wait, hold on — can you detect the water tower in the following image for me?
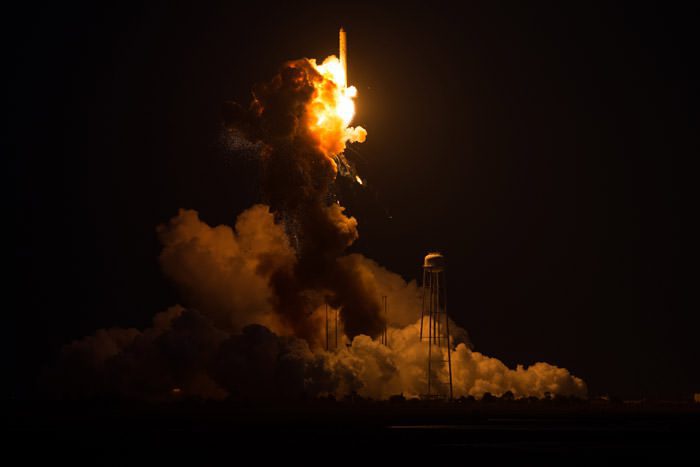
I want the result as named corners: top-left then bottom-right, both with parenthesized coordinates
top-left (420, 252), bottom-right (453, 399)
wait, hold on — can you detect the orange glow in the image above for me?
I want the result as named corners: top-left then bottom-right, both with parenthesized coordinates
top-left (307, 55), bottom-right (366, 169)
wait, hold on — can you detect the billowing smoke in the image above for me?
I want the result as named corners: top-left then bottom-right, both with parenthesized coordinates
top-left (49, 206), bottom-right (586, 400)
top-left (47, 54), bottom-right (587, 401)
top-left (221, 57), bottom-right (379, 343)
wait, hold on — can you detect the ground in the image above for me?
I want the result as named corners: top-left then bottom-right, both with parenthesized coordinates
top-left (10, 398), bottom-right (699, 461)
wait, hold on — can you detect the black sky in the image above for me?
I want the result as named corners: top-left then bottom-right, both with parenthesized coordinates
top-left (10, 1), bottom-right (694, 399)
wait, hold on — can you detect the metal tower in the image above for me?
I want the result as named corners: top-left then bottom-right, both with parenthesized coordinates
top-left (380, 295), bottom-right (388, 346)
top-left (420, 252), bottom-right (453, 399)
top-left (325, 303), bottom-right (339, 351)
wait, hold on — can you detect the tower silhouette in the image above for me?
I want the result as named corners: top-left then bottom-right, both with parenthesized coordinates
top-left (420, 252), bottom-right (453, 399)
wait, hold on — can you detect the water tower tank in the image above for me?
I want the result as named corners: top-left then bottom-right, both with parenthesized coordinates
top-left (423, 252), bottom-right (445, 272)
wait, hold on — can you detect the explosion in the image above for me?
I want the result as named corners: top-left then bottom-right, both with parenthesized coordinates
top-left (218, 28), bottom-right (384, 345)
top-left (307, 55), bottom-right (366, 163)
top-left (47, 29), bottom-right (587, 402)
top-left (306, 27), bottom-right (366, 165)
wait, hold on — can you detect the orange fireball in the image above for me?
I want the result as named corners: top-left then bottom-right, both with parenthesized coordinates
top-left (305, 30), bottom-right (366, 170)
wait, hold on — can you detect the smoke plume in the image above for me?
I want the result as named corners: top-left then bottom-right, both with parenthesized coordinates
top-left (49, 206), bottom-right (586, 400)
top-left (221, 57), bottom-right (379, 343)
top-left (47, 54), bottom-right (587, 401)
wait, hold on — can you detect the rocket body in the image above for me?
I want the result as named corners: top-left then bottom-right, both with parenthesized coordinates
top-left (339, 27), bottom-right (347, 89)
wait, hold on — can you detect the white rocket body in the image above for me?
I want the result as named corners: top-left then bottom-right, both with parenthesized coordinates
top-left (339, 27), bottom-right (347, 89)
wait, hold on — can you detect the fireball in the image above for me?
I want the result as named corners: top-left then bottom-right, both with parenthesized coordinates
top-left (305, 37), bottom-right (366, 169)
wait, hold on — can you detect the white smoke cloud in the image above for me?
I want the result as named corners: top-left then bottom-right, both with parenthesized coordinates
top-left (319, 321), bottom-right (586, 400)
top-left (49, 205), bottom-right (586, 400)
top-left (157, 206), bottom-right (295, 335)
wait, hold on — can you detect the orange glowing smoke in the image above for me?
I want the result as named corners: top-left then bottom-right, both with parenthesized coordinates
top-left (306, 44), bottom-right (366, 169)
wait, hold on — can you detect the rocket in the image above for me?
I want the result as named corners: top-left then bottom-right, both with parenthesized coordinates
top-left (339, 27), bottom-right (347, 89)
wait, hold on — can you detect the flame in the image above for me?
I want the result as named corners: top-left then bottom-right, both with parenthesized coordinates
top-left (307, 55), bottom-right (366, 169)
top-left (355, 175), bottom-right (363, 185)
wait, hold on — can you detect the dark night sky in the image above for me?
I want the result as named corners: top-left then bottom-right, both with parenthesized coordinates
top-left (10, 2), bottom-right (694, 399)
